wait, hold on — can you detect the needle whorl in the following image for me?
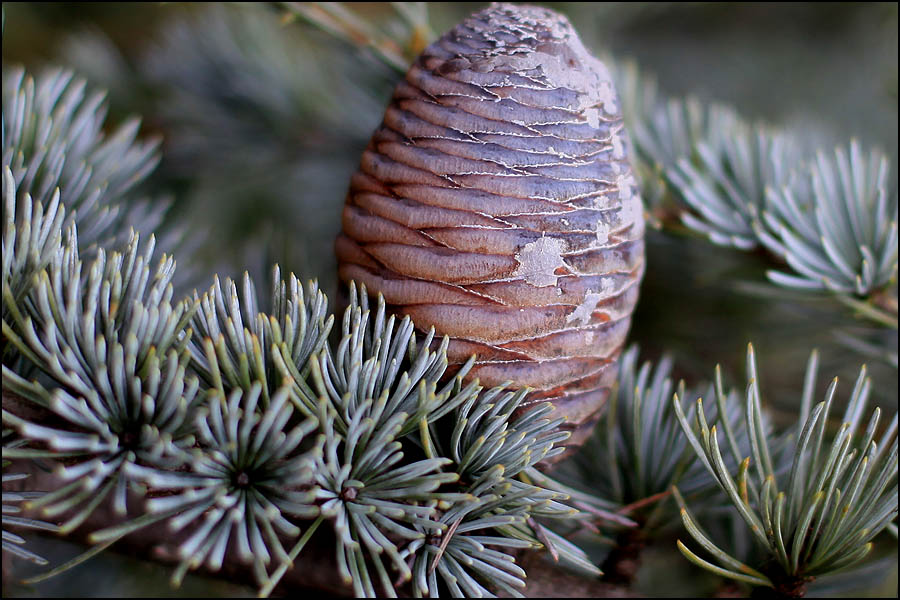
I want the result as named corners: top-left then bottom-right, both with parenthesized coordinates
top-left (336, 2), bottom-right (645, 454)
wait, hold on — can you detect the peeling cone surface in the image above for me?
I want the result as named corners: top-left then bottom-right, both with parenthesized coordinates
top-left (337, 2), bottom-right (645, 458)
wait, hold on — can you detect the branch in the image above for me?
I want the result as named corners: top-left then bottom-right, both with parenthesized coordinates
top-left (2, 453), bottom-right (353, 597)
top-left (3, 391), bottom-right (633, 598)
top-left (516, 552), bottom-right (635, 598)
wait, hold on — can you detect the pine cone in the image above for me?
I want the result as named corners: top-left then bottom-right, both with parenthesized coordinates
top-left (336, 2), bottom-right (644, 457)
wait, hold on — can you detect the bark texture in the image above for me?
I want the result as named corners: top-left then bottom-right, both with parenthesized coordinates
top-left (337, 2), bottom-right (645, 453)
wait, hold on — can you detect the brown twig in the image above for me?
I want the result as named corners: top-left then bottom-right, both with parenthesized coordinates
top-left (428, 515), bottom-right (462, 575)
top-left (574, 501), bottom-right (639, 528)
top-left (616, 489), bottom-right (672, 516)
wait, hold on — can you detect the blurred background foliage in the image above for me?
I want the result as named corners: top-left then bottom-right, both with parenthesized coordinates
top-left (2, 2), bottom-right (897, 597)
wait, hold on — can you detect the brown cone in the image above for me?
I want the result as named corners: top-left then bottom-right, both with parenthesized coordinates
top-left (336, 2), bottom-right (644, 459)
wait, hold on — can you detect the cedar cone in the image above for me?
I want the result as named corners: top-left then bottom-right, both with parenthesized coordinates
top-left (336, 2), bottom-right (645, 456)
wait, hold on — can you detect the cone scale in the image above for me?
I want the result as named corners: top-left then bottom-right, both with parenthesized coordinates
top-left (337, 3), bottom-right (645, 453)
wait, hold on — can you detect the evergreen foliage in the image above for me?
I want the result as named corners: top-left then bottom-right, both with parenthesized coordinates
top-left (117, 384), bottom-right (321, 588)
top-left (1, 3), bottom-right (897, 599)
top-left (761, 143), bottom-right (898, 296)
top-left (58, 3), bottom-right (393, 284)
top-left (2, 433), bottom-right (60, 566)
top-left (615, 60), bottom-right (898, 337)
top-left (558, 347), bottom-right (752, 532)
top-left (2, 228), bottom-right (198, 533)
top-left (2, 167), bottom-right (64, 343)
top-left (1, 67), bottom-right (165, 253)
top-left (674, 346), bottom-right (898, 592)
top-left (188, 269), bottom-right (332, 405)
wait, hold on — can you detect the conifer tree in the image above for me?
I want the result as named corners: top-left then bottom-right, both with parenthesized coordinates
top-left (2, 3), bottom-right (897, 598)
